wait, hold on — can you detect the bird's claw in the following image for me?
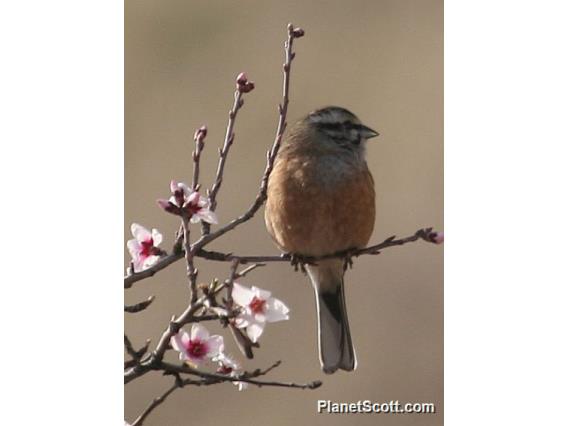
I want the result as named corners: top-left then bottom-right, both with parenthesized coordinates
top-left (285, 253), bottom-right (308, 273)
top-left (343, 249), bottom-right (356, 271)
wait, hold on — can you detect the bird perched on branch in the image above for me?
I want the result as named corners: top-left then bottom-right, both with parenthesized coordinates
top-left (265, 106), bottom-right (378, 373)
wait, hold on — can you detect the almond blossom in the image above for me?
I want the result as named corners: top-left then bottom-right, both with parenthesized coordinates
top-left (214, 353), bottom-right (249, 391)
top-left (157, 180), bottom-right (218, 224)
top-left (126, 223), bottom-right (163, 272)
top-left (232, 283), bottom-right (290, 343)
top-left (170, 324), bottom-right (224, 366)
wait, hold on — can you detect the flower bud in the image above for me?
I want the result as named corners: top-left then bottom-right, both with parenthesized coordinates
top-left (429, 231), bottom-right (444, 244)
top-left (292, 27), bottom-right (305, 38)
top-left (157, 199), bottom-right (180, 215)
top-left (236, 72), bottom-right (255, 93)
top-left (194, 125), bottom-right (207, 141)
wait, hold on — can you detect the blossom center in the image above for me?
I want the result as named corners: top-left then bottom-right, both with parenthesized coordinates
top-left (187, 339), bottom-right (208, 359)
top-left (173, 189), bottom-right (185, 207)
top-left (217, 364), bottom-right (233, 374)
top-left (140, 238), bottom-right (154, 257)
top-left (186, 202), bottom-right (201, 215)
top-left (249, 296), bottom-right (266, 314)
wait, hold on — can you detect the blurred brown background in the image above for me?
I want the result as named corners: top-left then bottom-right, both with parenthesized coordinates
top-left (125, 0), bottom-right (443, 425)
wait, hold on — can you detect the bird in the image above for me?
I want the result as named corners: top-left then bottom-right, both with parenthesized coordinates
top-left (265, 106), bottom-right (378, 374)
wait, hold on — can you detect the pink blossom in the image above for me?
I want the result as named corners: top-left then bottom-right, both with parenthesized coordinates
top-left (157, 180), bottom-right (218, 224)
top-left (232, 283), bottom-right (290, 343)
top-left (170, 324), bottom-right (224, 366)
top-left (214, 353), bottom-right (249, 391)
top-left (126, 223), bottom-right (163, 272)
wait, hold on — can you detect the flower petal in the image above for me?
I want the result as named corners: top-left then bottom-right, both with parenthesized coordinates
top-left (191, 324), bottom-right (210, 341)
top-left (170, 331), bottom-right (189, 360)
top-left (235, 381), bottom-right (248, 391)
top-left (253, 312), bottom-right (267, 323)
top-left (264, 297), bottom-right (290, 323)
top-left (234, 312), bottom-right (253, 328)
top-left (195, 209), bottom-right (218, 225)
top-left (178, 182), bottom-right (192, 197)
top-left (131, 257), bottom-right (145, 273)
top-left (157, 199), bottom-right (180, 215)
top-left (131, 223), bottom-right (151, 242)
top-left (252, 286), bottom-right (272, 300)
top-left (187, 192), bottom-right (200, 205)
top-left (206, 335), bottom-right (224, 358)
top-left (246, 322), bottom-right (265, 343)
top-left (126, 239), bottom-right (141, 259)
top-left (218, 353), bottom-right (239, 370)
top-left (142, 255), bottom-right (160, 270)
top-left (232, 283), bottom-right (254, 307)
top-left (151, 229), bottom-right (163, 247)
top-left (196, 194), bottom-right (209, 208)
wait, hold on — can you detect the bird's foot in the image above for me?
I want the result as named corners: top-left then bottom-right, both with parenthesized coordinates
top-left (283, 253), bottom-right (309, 273)
top-left (343, 249), bottom-right (357, 271)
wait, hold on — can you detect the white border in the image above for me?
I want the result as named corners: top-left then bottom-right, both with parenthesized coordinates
top-left (446, 0), bottom-right (568, 424)
top-left (1, 1), bottom-right (567, 424)
top-left (0, 1), bottom-right (123, 424)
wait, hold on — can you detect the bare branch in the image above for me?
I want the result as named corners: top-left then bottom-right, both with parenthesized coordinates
top-left (203, 74), bottom-right (255, 235)
top-left (123, 227), bottom-right (441, 288)
top-left (206, 90), bottom-right (243, 212)
top-left (155, 360), bottom-right (321, 390)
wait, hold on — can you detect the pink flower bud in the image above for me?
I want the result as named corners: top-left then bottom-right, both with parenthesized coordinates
top-left (157, 199), bottom-right (180, 215)
top-left (236, 72), bottom-right (255, 93)
top-left (430, 231), bottom-right (444, 244)
top-left (236, 72), bottom-right (248, 85)
top-left (241, 81), bottom-right (255, 93)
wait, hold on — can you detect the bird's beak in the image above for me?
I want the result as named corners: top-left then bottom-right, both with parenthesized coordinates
top-left (360, 125), bottom-right (379, 139)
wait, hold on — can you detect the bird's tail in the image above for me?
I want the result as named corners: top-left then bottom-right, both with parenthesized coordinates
top-left (306, 259), bottom-right (356, 374)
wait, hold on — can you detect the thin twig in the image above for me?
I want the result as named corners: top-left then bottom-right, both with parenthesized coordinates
top-left (235, 263), bottom-right (266, 278)
top-left (203, 78), bottom-right (251, 235)
top-left (131, 380), bottom-right (180, 426)
top-left (225, 259), bottom-right (240, 308)
top-left (124, 335), bottom-right (138, 359)
top-left (125, 295), bottom-right (155, 313)
top-left (182, 216), bottom-right (198, 304)
top-left (192, 126), bottom-right (207, 191)
top-left (207, 90), bottom-right (243, 213)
